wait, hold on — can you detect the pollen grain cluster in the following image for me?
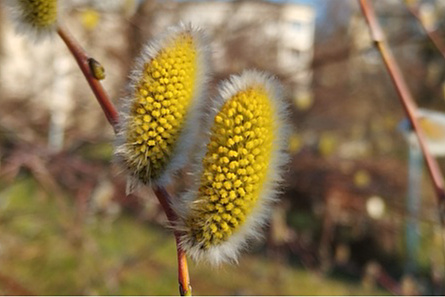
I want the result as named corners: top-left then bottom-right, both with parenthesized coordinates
top-left (124, 33), bottom-right (197, 183)
top-left (186, 86), bottom-right (275, 249)
top-left (19, 0), bottom-right (57, 29)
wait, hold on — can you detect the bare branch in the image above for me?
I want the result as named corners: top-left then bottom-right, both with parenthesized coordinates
top-left (57, 25), bottom-right (119, 131)
top-left (57, 22), bottom-right (190, 295)
top-left (153, 186), bottom-right (192, 296)
top-left (406, 3), bottom-right (445, 61)
top-left (358, 0), bottom-right (445, 224)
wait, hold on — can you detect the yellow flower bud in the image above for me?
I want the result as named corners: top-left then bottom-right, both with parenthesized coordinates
top-left (115, 23), bottom-right (210, 189)
top-left (175, 70), bottom-right (290, 265)
top-left (4, 0), bottom-right (58, 40)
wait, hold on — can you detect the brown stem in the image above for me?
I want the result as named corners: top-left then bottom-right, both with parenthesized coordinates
top-left (358, 0), bottom-right (445, 224)
top-left (57, 25), bottom-right (119, 131)
top-left (153, 186), bottom-right (192, 296)
top-left (57, 23), bottom-right (190, 295)
top-left (406, 3), bottom-right (445, 61)
top-left (0, 272), bottom-right (34, 295)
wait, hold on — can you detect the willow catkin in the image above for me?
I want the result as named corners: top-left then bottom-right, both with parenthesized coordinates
top-left (115, 23), bottom-right (210, 189)
top-left (4, 0), bottom-right (59, 41)
top-left (175, 70), bottom-right (290, 265)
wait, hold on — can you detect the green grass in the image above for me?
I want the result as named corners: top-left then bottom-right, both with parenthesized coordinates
top-left (0, 178), bottom-right (388, 295)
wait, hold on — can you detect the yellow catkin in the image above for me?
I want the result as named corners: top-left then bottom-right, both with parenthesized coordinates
top-left (19, 0), bottom-right (58, 29)
top-left (123, 33), bottom-right (197, 183)
top-left (186, 86), bottom-right (275, 249)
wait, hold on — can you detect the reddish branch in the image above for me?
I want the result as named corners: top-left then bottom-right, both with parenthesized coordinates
top-left (57, 25), bottom-right (191, 295)
top-left (57, 26), bottom-right (119, 131)
top-left (0, 272), bottom-right (33, 295)
top-left (358, 0), bottom-right (445, 223)
top-left (153, 187), bottom-right (192, 296)
top-left (406, 4), bottom-right (445, 61)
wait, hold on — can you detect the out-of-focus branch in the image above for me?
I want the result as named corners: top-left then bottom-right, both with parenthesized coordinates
top-left (153, 186), bottom-right (192, 296)
top-left (0, 272), bottom-right (33, 295)
top-left (311, 31), bottom-right (413, 70)
top-left (358, 0), bottom-right (445, 224)
top-left (57, 25), bottom-right (119, 131)
top-left (406, 3), bottom-right (445, 60)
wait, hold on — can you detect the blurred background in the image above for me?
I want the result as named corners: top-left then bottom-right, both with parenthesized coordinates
top-left (1, 0), bottom-right (445, 295)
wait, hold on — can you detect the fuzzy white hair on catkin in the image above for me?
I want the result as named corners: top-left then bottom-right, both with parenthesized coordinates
top-left (173, 70), bottom-right (291, 266)
top-left (3, 0), bottom-right (60, 43)
top-left (114, 22), bottom-right (212, 192)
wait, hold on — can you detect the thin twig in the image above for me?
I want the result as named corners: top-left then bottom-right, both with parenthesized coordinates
top-left (0, 272), bottom-right (33, 295)
top-left (358, 0), bottom-right (445, 224)
top-left (57, 25), bottom-right (119, 131)
top-left (153, 186), bottom-right (192, 296)
top-left (57, 24), bottom-right (191, 295)
top-left (406, 3), bottom-right (445, 60)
